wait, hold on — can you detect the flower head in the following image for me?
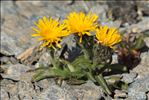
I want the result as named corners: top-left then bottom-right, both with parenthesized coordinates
top-left (96, 26), bottom-right (121, 49)
top-left (32, 16), bottom-right (69, 49)
top-left (64, 12), bottom-right (98, 43)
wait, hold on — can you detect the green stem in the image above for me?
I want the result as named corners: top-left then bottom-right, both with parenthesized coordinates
top-left (78, 43), bottom-right (90, 59)
top-left (48, 48), bottom-right (61, 69)
top-left (48, 49), bottom-right (56, 67)
top-left (95, 74), bottom-right (111, 95)
top-left (67, 63), bottom-right (75, 72)
top-left (32, 68), bottom-right (55, 82)
top-left (59, 59), bottom-right (75, 72)
top-left (86, 72), bottom-right (96, 82)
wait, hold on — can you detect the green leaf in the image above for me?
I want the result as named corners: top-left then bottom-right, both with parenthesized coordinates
top-left (32, 67), bottom-right (70, 82)
top-left (78, 43), bottom-right (90, 59)
top-left (105, 75), bottom-right (122, 85)
top-left (143, 30), bottom-right (149, 37)
top-left (67, 79), bottom-right (86, 85)
top-left (31, 67), bottom-right (54, 82)
top-left (95, 74), bottom-right (112, 95)
top-left (52, 68), bottom-right (70, 78)
top-left (113, 81), bottom-right (128, 91)
top-left (108, 64), bottom-right (128, 73)
top-left (86, 72), bottom-right (96, 82)
top-left (59, 59), bottom-right (76, 72)
top-left (132, 36), bottom-right (145, 50)
top-left (70, 71), bottom-right (86, 79)
top-left (71, 55), bottom-right (92, 70)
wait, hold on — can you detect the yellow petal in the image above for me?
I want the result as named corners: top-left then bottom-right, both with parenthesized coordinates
top-left (79, 35), bottom-right (83, 43)
top-left (64, 12), bottom-right (98, 42)
top-left (56, 43), bottom-right (62, 48)
top-left (31, 16), bottom-right (70, 49)
top-left (37, 38), bottom-right (44, 41)
top-left (32, 27), bottom-right (39, 33)
top-left (32, 34), bottom-right (40, 37)
top-left (95, 26), bottom-right (122, 49)
top-left (84, 32), bottom-right (91, 36)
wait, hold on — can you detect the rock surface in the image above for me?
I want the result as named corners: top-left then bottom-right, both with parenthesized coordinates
top-left (36, 81), bottom-right (103, 100)
top-left (1, 64), bottom-right (31, 81)
top-left (107, 1), bottom-right (138, 26)
top-left (1, 1), bottom-right (92, 56)
top-left (0, 88), bottom-right (9, 100)
top-left (127, 51), bottom-right (149, 100)
top-left (128, 74), bottom-right (149, 100)
top-left (136, 1), bottom-right (149, 16)
top-left (132, 51), bottom-right (149, 79)
top-left (122, 72), bottom-right (137, 84)
top-left (1, 1), bottom-right (149, 100)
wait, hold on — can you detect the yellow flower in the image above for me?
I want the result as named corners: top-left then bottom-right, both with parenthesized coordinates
top-left (64, 12), bottom-right (98, 43)
top-left (96, 26), bottom-right (122, 49)
top-left (32, 16), bottom-right (69, 49)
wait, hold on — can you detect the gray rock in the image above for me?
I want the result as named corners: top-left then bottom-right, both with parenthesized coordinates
top-left (36, 81), bottom-right (103, 100)
top-left (120, 17), bottom-right (149, 34)
top-left (89, 4), bottom-right (108, 21)
top-left (1, 79), bottom-right (19, 100)
top-left (107, 1), bottom-right (138, 25)
top-left (15, 81), bottom-right (37, 100)
top-left (127, 51), bottom-right (149, 100)
top-left (1, 1), bottom-right (88, 57)
top-left (0, 88), bottom-right (9, 100)
top-left (34, 79), bottom-right (54, 91)
top-left (38, 52), bottom-right (52, 67)
top-left (0, 56), bottom-right (11, 65)
top-left (1, 1), bottom-right (149, 100)
top-left (0, 56), bottom-right (19, 65)
top-left (114, 90), bottom-right (127, 99)
top-left (1, 64), bottom-right (31, 81)
top-left (69, 81), bottom-right (103, 100)
top-left (1, 1), bottom-right (37, 56)
top-left (140, 51), bottom-right (149, 66)
top-left (101, 20), bottom-right (122, 29)
top-left (128, 74), bottom-right (149, 100)
top-left (132, 51), bottom-right (149, 78)
top-left (1, 66), bottom-right (102, 100)
top-left (144, 37), bottom-right (149, 48)
top-left (1, 0), bottom-right (148, 58)
top-left (0, 77), bottom-right (52, 100)
top-left (147, 92), bottom-right (149, 100)
top-left (127, 50), bottom-right (149, 100)
top-left (36, 85), bottom-right (76, 100)
top-left (136, 1), bottom-right (149, 16)
top-left (122, 72), bottom-right (137, 84)
top-left (128, 92), bottom-right (147, 100)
